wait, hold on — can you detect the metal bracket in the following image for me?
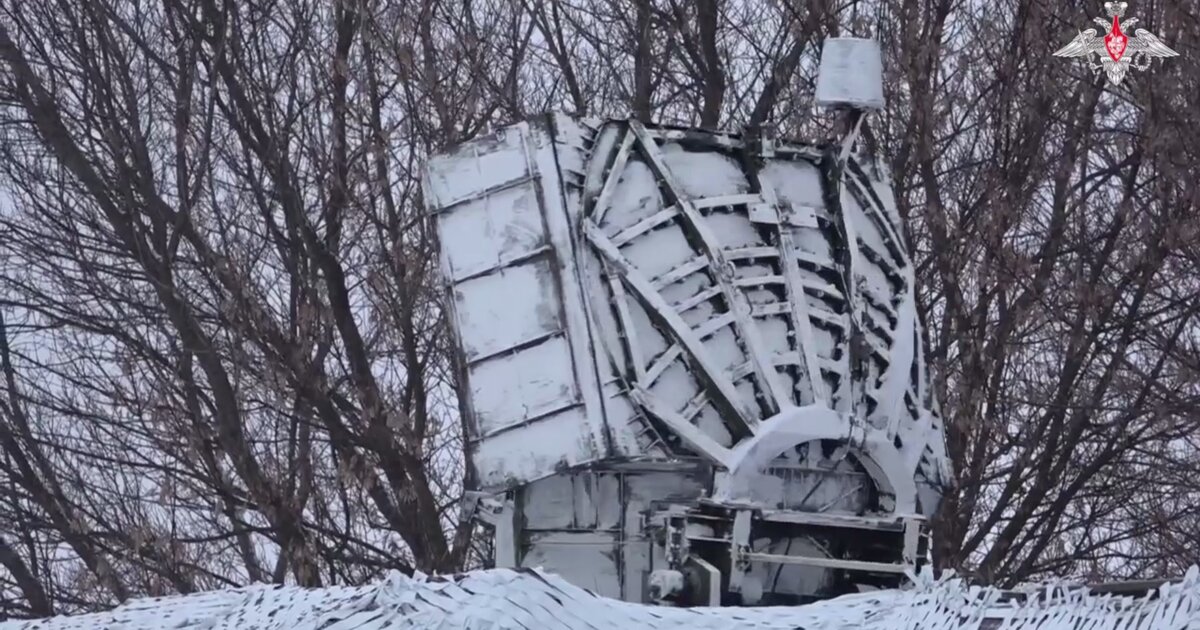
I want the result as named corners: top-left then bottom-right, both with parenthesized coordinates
top-left (491, 495), bottom-right (519, 568)
top-left (902, 516), bottom-right (922, 566)
top-left (727, 509), bottom-right (753, 593)
top-left (685, 556), bottom-right (722, 607)
top-left (665, 514), bottom-right (689, 570)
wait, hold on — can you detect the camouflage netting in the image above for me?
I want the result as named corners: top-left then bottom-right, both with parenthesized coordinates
top-left (4, 566), bottom-right (1199, 629)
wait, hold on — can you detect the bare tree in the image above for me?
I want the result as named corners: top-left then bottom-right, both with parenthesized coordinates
top-left (0, 0), bottom-right (493, 614)
top-left (0, 0), bottom-right (1196, 619)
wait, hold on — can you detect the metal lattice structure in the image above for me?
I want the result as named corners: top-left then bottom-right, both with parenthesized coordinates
top-left (421, 32), bottom-right (948, 610)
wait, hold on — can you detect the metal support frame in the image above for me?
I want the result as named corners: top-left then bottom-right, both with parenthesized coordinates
top-left (628, 120), bottom-right (791, 417)
top-left (584, 222), bottom-right (758, 439)
top-left (430, 108), bottom-right (953, 610)
top-left (727, 510), bottom-right (753, 594)
top-left (684, 556), bottom-right (722, 607)
top-left (472, 492), bottom-right (520, 569)
top-left (648, 500), bottom-right (926, 605)
top-left (742, 551), bottom-right (910, 575)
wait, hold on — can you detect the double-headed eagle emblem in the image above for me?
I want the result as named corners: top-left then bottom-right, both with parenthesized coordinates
top-left (1054, 2), bottom-right (1178, 85)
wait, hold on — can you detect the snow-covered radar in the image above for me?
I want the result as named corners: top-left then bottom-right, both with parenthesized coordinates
top-left (423, 113), bottom-right (951, 605)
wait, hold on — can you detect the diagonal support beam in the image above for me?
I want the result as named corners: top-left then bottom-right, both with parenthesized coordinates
top-left (630, 386), bottom-right (732, 468)
top-left (643, 344), bottom-right (682, 388)
top-left (587, 129), bottom-right (636, 224)
top-left (585, 222), bottom-right (757, 438)
top-left (774, 214), bottom-right (829, 407)
top-left (627, 121), bottom-right (790, 417)
top-left (606, 266), bottom-right (647, 383)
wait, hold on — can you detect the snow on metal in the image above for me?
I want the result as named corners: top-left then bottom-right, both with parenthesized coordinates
top-left (423, 113), bottom-right (949, 504)
top-left (423, 118), bottom-right (610, 488)
top-left (5, 566), bottom-right (1200, 630)
top-left (815, 38), bottom-right (886, 111)
top-left (423, 113), bottom-right (954, 603)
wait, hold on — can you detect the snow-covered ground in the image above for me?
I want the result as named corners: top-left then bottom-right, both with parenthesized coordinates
top-left (4, 566), bottom-right (1198, 629)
